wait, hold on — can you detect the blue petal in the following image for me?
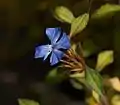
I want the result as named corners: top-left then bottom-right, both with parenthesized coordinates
top-left (50, 49), bottom-right (64, 65)
top-left (35, 45), bottom-right (52, 60)
top-left (56, 32), bottom-right (70, 49)
top-left (50, 53), bottom-right (58, 66)
top-left (46, 28), bottom-right (61, 44)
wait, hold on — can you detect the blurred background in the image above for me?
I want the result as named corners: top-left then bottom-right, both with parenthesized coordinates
top-left (0, 0), bottom-right (120, 105)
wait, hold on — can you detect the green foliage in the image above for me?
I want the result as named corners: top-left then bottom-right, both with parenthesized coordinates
top-left (52, 4), bottom-right (117, 104)
top-left (70, 79), bottom-right (83, 90)
top-left (71, 42), bottom-right (82, 55)
top-left (111, 95), bottom-right (120, 105)
top-left (92, 3), bottom-right (120, 19)
top-left (85, 66), bottom-right (103, 97)
top-left (96, 50), bottom-right (114, 71)
top-left (69, 72), bottom-right (85, 90)
top-left (70, 72), bottom-right (85, 78)
top-left (70, 13), bottom-right (89, 36)
top-left (54, 6), bottom-right (89, 37)
top-left (82, 39), bottom-right (99, 57)
top-left (45, 68), bottom-right (66, 84)
top-left (18, 99), bottom-right (39, 105)
top-left (54, 6), bottom-right (75, 23)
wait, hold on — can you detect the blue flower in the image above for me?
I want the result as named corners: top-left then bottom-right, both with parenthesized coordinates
top-left (35, 27), bottom-right (70, 65)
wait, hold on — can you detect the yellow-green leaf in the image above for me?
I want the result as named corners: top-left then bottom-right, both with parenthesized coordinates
top-left (111, 95), bottom-right (120, 105)
top-left (96, 50), bottom-right (114, 71)
top-left (70, 13), bottom-right (89, 36)
top-left (54, 6), bottom-right (75, 23)
top-left (70, 72), bottom-right (85, 78)
top-left (86, 96), bottom-right (98, 105)
top-left (92, 3), bottom-right (120, 19)
top-left (109, 77), bottom-right (120, 92)
top-left (92, 90), bottom-right (100, 103)
top-left (18, 99), bottom-right (39, 105)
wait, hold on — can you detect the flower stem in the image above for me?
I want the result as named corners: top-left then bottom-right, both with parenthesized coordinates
top-left (100, 94), bottom-right (110, 105)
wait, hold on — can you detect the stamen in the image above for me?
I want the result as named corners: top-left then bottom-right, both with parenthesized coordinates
top-left (60, 60), bottom-right (76, 67)
top-left (71, 68), bottom-right (83, 72)
top-left (61, 48), bottom-right (86, 73)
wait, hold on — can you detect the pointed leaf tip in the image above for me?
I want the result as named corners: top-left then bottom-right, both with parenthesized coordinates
top-left (96, 50), bottom-right (114, 71)
top-left (92, 3), bottom-right (120, 19)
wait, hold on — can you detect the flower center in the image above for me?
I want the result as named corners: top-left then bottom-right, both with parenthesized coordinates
top-left (52, 44), bottom-right (57, 50)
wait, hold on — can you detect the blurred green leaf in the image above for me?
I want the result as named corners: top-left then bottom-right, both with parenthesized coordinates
top-left (45, 68), bottom-right (66, 84)
top-left (96, 50), bottom-right (114, 71)
top-left (70, 79), bottom-right (83, 90)
top-left (92, 3), bottom-right (120, 19)
top-left (109, 77), bottom-right (120, 92)
top-left (69, 71), bottom-right (85, 90)
top-left (82, 39), bottom-right (99, 57)
top-left (71, 44), bottom-right (77, 53)
top-left (86, 66), bottom-right (103, 98)
top-left (92, 90), bottom-right (100, 103)
top-left (18, 99), bottom-right (39, 105)
top-left (70, 72), bottom-right (85, 78)
top-left (70, 13), bottom-right (89, 36)
top-left (71, 42), bottom-right (83, 56)
top-left (54, 6), bottom-right (75, 23)
top-left (111, 95), bottom-right (120, 105)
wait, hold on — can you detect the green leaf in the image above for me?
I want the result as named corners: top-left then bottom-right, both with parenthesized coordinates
top-left (92, 90), bottom-right (100, 103)
top-left (70, 79), bottom-right (83, 90)
top-left (85, 66), bottom-right (103, 97)
top-left (111, 95), bottom-right (120, 105)
top-left (70, 72), bottom-right (85, 78)
top-left (92, 3), bottom-right (120, 19)
top-left (82, 39), bottom-right (99, 57)
top-left (45, 68), bottom-right (66, 84)
top-left (96, 50), bottom-right (114, 71)
top-left (70, 13), bottom-right (89, 36)
top-left (54, 6), bottom-right (75, 23)
top-left (71, 42), bottom-right (83, 55)
top-left (18, 99), bottom-right (39, 105)
top-left (70, 71), bottom-right (85, 90)
top-left (69, 71), bottom-right (85, 89)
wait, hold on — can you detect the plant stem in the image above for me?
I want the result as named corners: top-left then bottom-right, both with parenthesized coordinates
top-left (101, 94), bottom-right (110, 105)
